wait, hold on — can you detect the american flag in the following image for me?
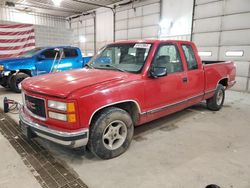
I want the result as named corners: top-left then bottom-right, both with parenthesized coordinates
top-left (0, 24), bottom-right (35, 59)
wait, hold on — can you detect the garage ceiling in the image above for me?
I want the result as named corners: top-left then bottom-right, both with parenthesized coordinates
top-left (0, 0), bottom-right (125, 17)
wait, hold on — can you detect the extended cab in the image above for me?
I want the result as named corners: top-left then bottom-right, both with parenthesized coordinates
top-left (19, 40), bottom-right (236, 159)
top-left (0, 46), bottom-right (91, 92)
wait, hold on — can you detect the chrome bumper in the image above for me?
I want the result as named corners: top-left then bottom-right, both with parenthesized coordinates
top-left (19, 107), bottom-right (89, 148)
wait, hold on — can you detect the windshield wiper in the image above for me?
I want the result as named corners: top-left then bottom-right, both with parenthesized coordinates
top-left (99, 64), bottom-right (126, 72)
top-left (85, 63), bottom-right (94, 69)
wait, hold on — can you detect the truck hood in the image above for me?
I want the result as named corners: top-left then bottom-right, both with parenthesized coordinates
top-left (0, 57), bottom-right (31, 64)
top-left (22, 68), bottom-right (134, 98)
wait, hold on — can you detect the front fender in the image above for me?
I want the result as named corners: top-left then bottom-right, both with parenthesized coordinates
top-left (69, 79), bottom-right (145, 129)
top-left (5, 61), bottom-right (36, 72)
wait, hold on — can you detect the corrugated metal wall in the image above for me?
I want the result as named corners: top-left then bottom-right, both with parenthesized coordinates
top-left (0, 6), bottom-right (67, 28)
top-left (71, 14), bottom-right (95, 56)
top-left (0, 6), bottom-right (74, 47)
top-left (96, 8), bottom-right (114, 51)
top-left (192, 0), bottom-right (250, 92)
top-left (160, 0), bottom-right (193, 40)
top-left (69, 0), bottom-right (194, 56)
top-left (115, 0), bottom-right (160, 41)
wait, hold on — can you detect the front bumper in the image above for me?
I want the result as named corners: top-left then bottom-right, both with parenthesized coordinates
top-left (19, 106), bottom-right (89, 148)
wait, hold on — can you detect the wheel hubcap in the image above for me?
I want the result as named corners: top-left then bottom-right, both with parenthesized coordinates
top-left (102, 120), bottom-right (127, 150)
top-left (216, 90), bottom-right (223, 105)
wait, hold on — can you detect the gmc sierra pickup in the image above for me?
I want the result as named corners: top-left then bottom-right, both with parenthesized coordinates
top-left (19, 40), bottom-right (236, 159)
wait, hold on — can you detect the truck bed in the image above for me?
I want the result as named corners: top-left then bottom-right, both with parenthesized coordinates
top-left (203, 61), bottom-right (236, 94)
top-left (202, 61), bottom-right (225, 64)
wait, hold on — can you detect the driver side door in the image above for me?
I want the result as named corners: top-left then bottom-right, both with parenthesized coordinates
top-left (144, 43), bottom-right (189, 121)
top-left (35, 48), bottom-right (60, 75)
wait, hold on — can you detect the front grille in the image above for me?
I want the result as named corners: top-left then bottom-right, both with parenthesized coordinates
top-left (25, 95), bottom-right (46, 118)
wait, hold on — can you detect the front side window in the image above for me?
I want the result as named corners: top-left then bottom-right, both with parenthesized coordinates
top-left (152, 44), bottom-right (183, 74)
top-left (88, 43), bottom-right (152, 73)
top-left (41, 49), bottom-right (60, 59)
top-left (182, 44), bottom-right (198, 70)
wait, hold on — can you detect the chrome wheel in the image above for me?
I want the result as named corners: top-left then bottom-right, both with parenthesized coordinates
top-left (216, 89), bottom-right (223, 105)
top-left (102, 120), bottom-right (127, 150)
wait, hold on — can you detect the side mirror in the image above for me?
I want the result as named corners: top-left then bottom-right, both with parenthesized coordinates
top-left (37, 54), bottom-right (46, 60)
top-left (149, 67), bottom-right (167, 78)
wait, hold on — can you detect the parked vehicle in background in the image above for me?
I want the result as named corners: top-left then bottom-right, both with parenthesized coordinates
top-left (0, 46), bottom-right (91, 92)
top-left (20, 40), bottom-right (236, 159)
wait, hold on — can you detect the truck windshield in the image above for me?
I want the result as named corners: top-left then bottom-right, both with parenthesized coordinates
top-left (88, 43), bottom-right (152, 73)
top-left (18, 47), bottom-right (44, 58)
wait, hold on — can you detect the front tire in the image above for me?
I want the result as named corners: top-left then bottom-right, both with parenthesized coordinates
top-left (206, 84), bottom-right (225, 111)
top-left (88, 107), bottom-right (134, 159)
top-left (0, 77), bottom-right (8, 88)
top-left (10, 73), bottom-right (30, 93)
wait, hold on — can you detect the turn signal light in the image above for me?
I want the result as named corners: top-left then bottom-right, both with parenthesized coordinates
top-left (68, 114), bottom-right (76, 123)
top-left (67, 102), bottom-right (75, 112)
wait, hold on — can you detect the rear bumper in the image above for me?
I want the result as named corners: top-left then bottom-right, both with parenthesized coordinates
top-left (19, 106), bottom-right (89, 148)
top-left (227, 80), bottom-right (236, 89)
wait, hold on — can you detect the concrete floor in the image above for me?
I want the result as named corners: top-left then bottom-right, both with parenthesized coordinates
top-left (0, 86), bottom-right (250, 188)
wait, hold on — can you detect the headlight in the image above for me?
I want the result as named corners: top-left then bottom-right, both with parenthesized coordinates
top-left (0, 65), bottom-right (4, 71)
top-left (48, 100), bottom-right (75, 112)
top-left (48, 100), bottom-right (67, 111)
top-left (49, 111), bottom-right (67, 121)
top-left (48, 111), bottom-right (76, 122)
top-left (48, 100), bottom-right (76, 122)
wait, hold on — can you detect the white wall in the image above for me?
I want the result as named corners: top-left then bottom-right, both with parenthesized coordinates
top-left (34, 25), bottom-right (73, 47)
top-left (192, 0), bottom-right (250, 92)
top-left (96, 8), bottom-right (114, 50)
top-left (0, 6), bottom-right (74, 48)
top-left (69, 0), bottom-right (194, 55)
top-left (0, 6), bottom-right (67, 28)
top-left (70, 14), bottom-right (95, 56)
top-left (70, 0), bottom-right (163, 55)
top-left (160, 0), bottom-right (193, 40)
top-left (115, 0), bottom-right (161, 41)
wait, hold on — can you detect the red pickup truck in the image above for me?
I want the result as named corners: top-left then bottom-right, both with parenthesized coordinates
top-left (20, 40), bottom-right (236, 159)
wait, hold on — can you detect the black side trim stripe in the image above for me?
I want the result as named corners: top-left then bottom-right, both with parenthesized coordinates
top-left (141, 89), bottom-right (216, 115)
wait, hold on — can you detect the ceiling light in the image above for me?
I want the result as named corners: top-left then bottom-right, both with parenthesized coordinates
top-left (52, 0), bottom-right (62, 7)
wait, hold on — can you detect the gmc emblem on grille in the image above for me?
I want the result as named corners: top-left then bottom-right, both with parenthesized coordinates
top-left (26, 100), bottom-right (36, 110)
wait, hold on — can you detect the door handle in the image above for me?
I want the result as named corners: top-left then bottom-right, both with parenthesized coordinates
top-left (182, 77), bottom-right (188, 83)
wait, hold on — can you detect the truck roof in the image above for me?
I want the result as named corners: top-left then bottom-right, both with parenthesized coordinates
top-left (39, 46), bottom-right (78, 49)
top-left (111, 39), bottom-right (193, 45)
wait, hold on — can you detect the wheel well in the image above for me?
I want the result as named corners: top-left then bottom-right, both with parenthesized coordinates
top-left (90, 101), bottom-right (140, 126)
top-left (219, 78), bottom-right (228, 87)
top-left (19, 70), bottom-right (32, 76)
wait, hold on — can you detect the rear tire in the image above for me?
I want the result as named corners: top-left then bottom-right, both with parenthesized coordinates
top-left (206, 84), bottom-right (225, 111)
top-left (88, 107), bottom-right (134, 159)
top-left (10, 73), bottom-right (30, 93)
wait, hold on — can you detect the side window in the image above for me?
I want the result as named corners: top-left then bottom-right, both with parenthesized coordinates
top-left (63, 48), bottom-right (78, 58)
top-left (41, 49), bottom-right (59, 59)
top-left (153, 44), bottom-right (183, 73)
top-left (182, 44), bottom-right (198, 70)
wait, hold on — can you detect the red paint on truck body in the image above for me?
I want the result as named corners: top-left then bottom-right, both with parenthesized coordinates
top-left (21, 40), bottom-right (236, 133)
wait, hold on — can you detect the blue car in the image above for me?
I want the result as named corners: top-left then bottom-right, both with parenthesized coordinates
top-left (0, 46), bottom-right (91, 92)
